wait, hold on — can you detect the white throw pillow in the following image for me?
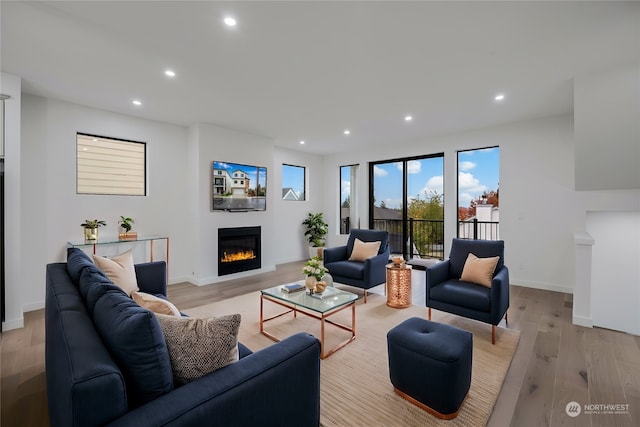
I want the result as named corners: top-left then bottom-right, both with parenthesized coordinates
top-left (156, 314), bottom-right (241, 385)
top-left (348, 238), bottom-right (381, 262)
top-left (460, 253), bottom-right (500, 288)
top-left (93, 250), bottom-right (139, 296)
top-left (132, 291), bottom-right (181, 317)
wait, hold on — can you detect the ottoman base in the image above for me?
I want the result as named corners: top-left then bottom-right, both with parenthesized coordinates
top-left (393, 387), bottom-right (468, 420)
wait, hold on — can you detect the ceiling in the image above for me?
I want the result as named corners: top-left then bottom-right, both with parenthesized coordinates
top-left (2, 1), bottom-right (639, 155)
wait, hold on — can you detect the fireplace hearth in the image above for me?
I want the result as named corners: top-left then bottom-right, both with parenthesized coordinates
top-left (218, 226), bottom-right (261, 276)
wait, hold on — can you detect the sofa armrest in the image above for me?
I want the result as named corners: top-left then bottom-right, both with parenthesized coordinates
top-left (107, 333), bottom-right (321, 427)
top-left (363, 248), bottom-right (390, 286)
top-left (490, 266), bottom-right (510, 324)
top-left (324, 245), bottom-right (348, 264)
top-left (425, 260), bottom-right (451, 305)
top-left (135, 261), bottom-right (167, 296)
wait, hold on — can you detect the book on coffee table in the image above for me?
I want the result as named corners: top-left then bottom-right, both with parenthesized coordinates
top-left (282, 282), bottom-right (305, 293)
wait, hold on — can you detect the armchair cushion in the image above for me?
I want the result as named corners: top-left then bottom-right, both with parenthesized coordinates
top-left (349, 238), bottom-right (382, 261)
top-left (430, 279), bottom-right (492, 312)
top-left (460, 253), bottom-right (500, 288)
top-left (326, 260), bottom-right (365, 280)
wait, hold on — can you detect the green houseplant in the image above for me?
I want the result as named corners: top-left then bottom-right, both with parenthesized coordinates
top-left (302, 212), bottom-right (328, 259)
top-left (118, 216), bottom-right (137, 240)
top-left (81, 219), bottom-right (107, 242)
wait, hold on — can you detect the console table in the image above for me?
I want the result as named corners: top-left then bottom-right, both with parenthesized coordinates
top-left (67, 236), bottom-right (169, 266)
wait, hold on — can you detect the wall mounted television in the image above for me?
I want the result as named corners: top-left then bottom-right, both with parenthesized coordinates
top-left (211, 161), bottom-right (267, 211)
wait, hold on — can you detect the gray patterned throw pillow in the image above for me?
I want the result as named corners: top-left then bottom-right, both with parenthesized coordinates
top-left (156, 313), bottom-right (241, 385)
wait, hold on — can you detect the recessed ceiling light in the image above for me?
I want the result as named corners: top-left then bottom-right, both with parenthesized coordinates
top-left (494, 94), bottom-right (505, 101)
top-left (165, 70), bottom-right (176, 78)
top-left (224, 17), bottom-right (237, 27)
top-left (404, 115), bottom-right (413, 122)
top-left (299, 140), bottom-right (305, 145)
top-left (344, 129), bottom-right (351, 135)
top-left (132, 100), bottom-right (142, 106)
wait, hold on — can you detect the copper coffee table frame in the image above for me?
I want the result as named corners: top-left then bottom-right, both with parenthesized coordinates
top-left (259, 287), bottom-right (357, 359)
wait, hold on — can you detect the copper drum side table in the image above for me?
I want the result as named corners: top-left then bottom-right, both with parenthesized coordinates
top-left (386, 264), bottom-right (412, 308)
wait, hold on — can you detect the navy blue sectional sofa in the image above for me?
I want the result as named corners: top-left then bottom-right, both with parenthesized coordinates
top-left (45, 248), bottom-right (321, 427)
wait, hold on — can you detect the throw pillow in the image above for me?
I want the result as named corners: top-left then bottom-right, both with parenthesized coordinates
top-left (460, 253), bottom-right (500, 288)
top-left (348, 238), bottom-right (381, 262)
top-left (132, 291), bottom-right (181, 317)
top-left (156, 313), bottom-right (241, 385)
top-left (92, 290), bottom-right (173, 406)
top-left (93, 250), bottom-right (139, 296)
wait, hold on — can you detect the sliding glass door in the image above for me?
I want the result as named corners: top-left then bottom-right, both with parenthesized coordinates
top-left (369, 154), bottom-right (444, 261)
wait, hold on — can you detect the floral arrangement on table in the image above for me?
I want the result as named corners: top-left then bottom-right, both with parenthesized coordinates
top-left (303, 256), bottom-right (328, 281)
top-left (303, 256), bottom-right (329, 293)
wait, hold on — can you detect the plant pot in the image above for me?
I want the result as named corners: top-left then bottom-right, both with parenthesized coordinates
top-left (119, 231), bottom-right (138, 241)
top-left (84, 227), bottom-right (99, 242)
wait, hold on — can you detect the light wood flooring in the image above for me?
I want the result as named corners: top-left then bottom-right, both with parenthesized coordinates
top-left (2, 261), bottom-right (639, 426)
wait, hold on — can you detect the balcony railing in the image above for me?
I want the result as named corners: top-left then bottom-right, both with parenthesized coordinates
top-left (457, 218), bottom-right (500, 240)
top-left (371, 218), bottom-right (500, 261)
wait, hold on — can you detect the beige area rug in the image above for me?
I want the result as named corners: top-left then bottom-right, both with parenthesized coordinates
top-left (185, 290), bottom-right (520, 427)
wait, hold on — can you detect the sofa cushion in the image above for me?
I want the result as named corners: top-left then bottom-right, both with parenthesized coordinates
top-left (430, 279), bottom-right (492, 312)
top-left (66, 247), bottom-right (101, 284)
top-left (156, 314), bottom-right (241, 385)
top-left (79, 267), bottom-right (127, 315)
top-left (348, 238), bottom-right (381, 262)
top-left (92, 290), bottom-right (173, 406)
top-left (132, 291), bottom-right (181, 317)
top-left (93, 250), bottom-right (140, 296)
top-left (460, 253), bottom-right (499, 288)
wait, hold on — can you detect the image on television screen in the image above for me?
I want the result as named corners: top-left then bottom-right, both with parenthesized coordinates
top-left (211, 161), bottom-right (267, 211)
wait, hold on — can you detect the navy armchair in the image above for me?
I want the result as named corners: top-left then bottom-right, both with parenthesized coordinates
top-left (324, 229), bottom-right (390, 303)
top-left (426, 238), bottom-right (509, 344)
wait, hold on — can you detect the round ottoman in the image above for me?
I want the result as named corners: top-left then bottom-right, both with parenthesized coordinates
top-left (386, 317), bottom-right (472, 419)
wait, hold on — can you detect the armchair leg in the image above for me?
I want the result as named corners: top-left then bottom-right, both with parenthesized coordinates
top-left (492, 325), bottom-right (496, 345)
top-left (505, 311), bottom-right (509, 326)
top-left (364, 290), bottom-right (367, 304)
top-left (428, 307), bottom-right (431, 320)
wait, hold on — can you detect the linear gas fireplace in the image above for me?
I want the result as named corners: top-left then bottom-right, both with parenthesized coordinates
top-left (218, 226), bottom-right (261, 276)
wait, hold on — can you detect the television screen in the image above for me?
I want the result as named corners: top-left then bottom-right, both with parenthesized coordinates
top-left (211, 161), bottom-right (267, 211)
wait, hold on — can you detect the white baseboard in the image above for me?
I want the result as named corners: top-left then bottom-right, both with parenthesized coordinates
top-left (572, 315), bottom-right (593, 328)
top-left (512, 279), bottom-right (573, 294)
top-left (2, 317), bottom-right (24, 331)
top-left (168, 276), bottom-right (195, 285)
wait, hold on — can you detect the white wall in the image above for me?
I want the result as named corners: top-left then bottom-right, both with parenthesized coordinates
top-left (186, 123), bottom-right (322, 284)
top-left (272, 146), bottom-right (325, 264)
top-left (10, 95), bottom-right (191, 329)
top-left (587, 211), bottom-right (640, 335)
top-left (324, 115), bottom-right (578, 293)
top-left (575, 61), bottom-right (640, 191)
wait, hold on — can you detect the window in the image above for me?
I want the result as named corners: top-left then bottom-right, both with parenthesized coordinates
top-left (369, 155), bottom-right (444, 260)
top-left (281, 164), bottom-right (305, 201)
top-left (77, 133), bottom-right (146, 196)
top-left (457, 147), bottom-right (500, 239)
top-left (340, 164), bottom-right (358, 234)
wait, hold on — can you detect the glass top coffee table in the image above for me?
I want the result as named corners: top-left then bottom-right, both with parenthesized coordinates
top-left (260, 284), bottom-right (358, 359)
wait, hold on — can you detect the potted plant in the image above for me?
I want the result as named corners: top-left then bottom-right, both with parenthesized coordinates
top-left (302, 212), bottom-right (328, 259)
top-left (118, 216), bottom-right (137, 240)
top-left (81, 219), bottom-right (107, 242)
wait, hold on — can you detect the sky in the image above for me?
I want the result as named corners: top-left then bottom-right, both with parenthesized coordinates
top-left (281, 164), bottom-right (305, 198)
top-left (340, 147), bottom-right (499, 210)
